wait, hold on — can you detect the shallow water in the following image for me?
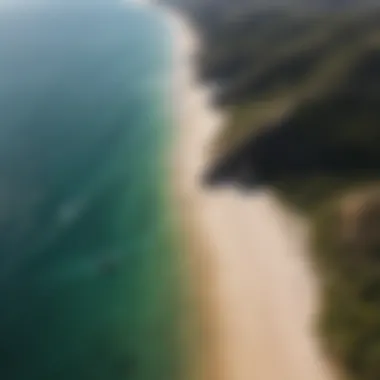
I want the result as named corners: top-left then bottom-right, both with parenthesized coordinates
top-left (0, 1), bottom-right (181, 379)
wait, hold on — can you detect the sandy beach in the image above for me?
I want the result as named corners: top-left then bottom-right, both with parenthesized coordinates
top-left (164, 6), bottom-right (336, 380)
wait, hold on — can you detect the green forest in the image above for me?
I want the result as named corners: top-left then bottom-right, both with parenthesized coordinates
top-left (164, 1), bottom-right (380, 379)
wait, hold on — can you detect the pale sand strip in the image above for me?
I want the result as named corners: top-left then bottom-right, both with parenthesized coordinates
top-left (166, 7), bottom-right (336, 380)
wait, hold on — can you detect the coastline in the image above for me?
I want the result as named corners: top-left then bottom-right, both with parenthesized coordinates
top-left (156, 4), bottom-right (337, 380)
top-left (166, 8), bottom-right (223, 380)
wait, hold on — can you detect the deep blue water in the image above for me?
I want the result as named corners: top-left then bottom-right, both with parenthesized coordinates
top-left (0, 1), bottom-right (181, 379)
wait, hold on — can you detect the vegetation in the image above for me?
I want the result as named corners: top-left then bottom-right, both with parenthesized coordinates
top-left (165, 1), bottom-right (380, 379)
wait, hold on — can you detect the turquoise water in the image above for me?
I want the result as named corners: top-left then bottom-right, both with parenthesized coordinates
top-left (0, 1), bottom-right (182, 379)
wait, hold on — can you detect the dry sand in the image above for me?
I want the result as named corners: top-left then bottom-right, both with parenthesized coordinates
top-left (165, 7), bottom-right (336, 380)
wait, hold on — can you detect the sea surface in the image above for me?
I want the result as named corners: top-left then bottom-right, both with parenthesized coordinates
top-left (0, 1), bottom-right (182, 379)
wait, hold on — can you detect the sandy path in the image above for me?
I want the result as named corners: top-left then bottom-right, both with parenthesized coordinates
top-left (167, 8), bottom-right (335, 380)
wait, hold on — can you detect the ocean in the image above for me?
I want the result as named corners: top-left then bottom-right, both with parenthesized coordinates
top-left (0, 1), bottom-right (182, 379)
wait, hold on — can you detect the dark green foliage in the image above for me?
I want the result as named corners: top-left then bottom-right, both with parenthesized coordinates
top-left (311, 196), bottom-right (380, 380)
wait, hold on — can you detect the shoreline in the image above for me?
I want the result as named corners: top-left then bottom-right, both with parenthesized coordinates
top-left (156, 4), bottom-right (337, 380)
top-left (166, 8), bottom-right (223, 380)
